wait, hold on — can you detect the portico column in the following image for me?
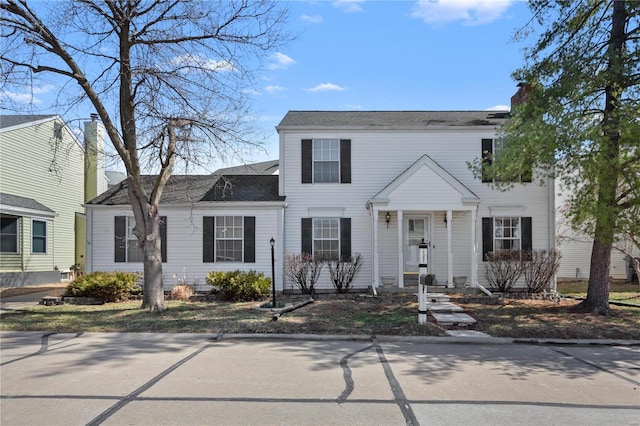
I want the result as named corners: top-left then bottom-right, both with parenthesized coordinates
top-left (447, 209), bottom-right (453, 287)
top-left (397, 210), bottom-right (404, 288)
top-left (471, 208), bottom-right (478, 287)
top-left (373, 208), bottom-right (379, 288)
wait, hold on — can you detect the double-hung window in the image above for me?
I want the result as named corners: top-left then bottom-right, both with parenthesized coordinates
top-left (115, 216), bottom-right (167, 263)
top-left (301, 139), bottom-right (351, 184)
top-left (313, 139), bottom-right (339, 183)
top-left (32, 220), bottom-right (47, 254)
top-left (215, 216), bottom-right (243, 262)
top-left (481, 138), bottom-right (532, 183)
top-left (301, 217), bottom-right (351, 261)
top-left (482, 216), bottom-right (532, 260)
top-left (0, 216), bottom-right (19, 253)
top-left (493, 217), bottom-right (520, 251)
top-left (202, 216), bottom-right (255, 263)
top-left (313, 217), bottom-right (340, 260)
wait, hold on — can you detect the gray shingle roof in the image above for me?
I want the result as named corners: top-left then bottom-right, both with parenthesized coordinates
top-left (0, 115), bottom-right (57, 129)
top-left (276, 111), bottom-right (508, 129)
top-left (212, 159), bottom-right (279, 176)
top-left (0, 193), bottom-right (54, 213)
top-left (88, 175), bottom-right (284, 205)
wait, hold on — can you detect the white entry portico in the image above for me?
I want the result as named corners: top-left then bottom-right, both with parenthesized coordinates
top-left (367, 155), bottom-right (481, 290)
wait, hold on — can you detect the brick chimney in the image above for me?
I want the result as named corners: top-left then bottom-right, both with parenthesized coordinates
top-left (510, 83), bottom-right (532, 109)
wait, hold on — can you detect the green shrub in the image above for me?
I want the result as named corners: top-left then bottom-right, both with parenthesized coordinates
top-left (206, 270), bottom-right (271, 301)
top-left (66, 271), bottom-right (140, 302)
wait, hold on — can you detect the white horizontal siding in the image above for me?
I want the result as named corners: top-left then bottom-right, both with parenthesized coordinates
top-left (281, 129), bottom-right (553, 290)
top-left (89, 206), bottom-right (283, 292)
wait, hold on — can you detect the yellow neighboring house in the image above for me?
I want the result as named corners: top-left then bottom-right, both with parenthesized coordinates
top-left (0, 114), bottom-right (108, 286)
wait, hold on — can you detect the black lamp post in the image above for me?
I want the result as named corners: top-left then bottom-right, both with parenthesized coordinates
top-left (270, 237), bottom-right (276, 308)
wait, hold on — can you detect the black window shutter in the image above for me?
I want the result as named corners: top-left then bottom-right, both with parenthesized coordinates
top-left (301, 218), bottom-right (312, 255)
top-left (482, 217), bottom-right (493, 261)
top-left (160, 216), bottom-right (167, 263)
top-left (481, 138), bottom-right (493, 183)
top-left (340, 139), bottom-right (351, 184)
top-left (340, 218), bottom-right (351, 261)
top-left (244, 216), bottom-right (255, 263)
top-left (521, 217), bottom-right (532, 252)
top-left (203, 216), bottom-right (215, 263)
top-left (302, 139), bottom-right (312, 184)
top-left (114, 216), bottom-right (126, 263)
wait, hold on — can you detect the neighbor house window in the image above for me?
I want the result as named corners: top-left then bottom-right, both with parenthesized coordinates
top-left (0, 216), bottom-right (19, 253)
top-left (32, 220), bottom-right (47, 254)
top-left (202, 216), bottom-right (255, 263)
top-left (115, 216), bottom-right (167, 263)
top-left (301, 139), bottom-right (351, 184)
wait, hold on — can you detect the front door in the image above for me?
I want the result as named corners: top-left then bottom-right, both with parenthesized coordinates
top-left (403, 215), bottom-right (430, 285)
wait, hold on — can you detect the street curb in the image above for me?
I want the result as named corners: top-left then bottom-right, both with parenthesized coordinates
top-left (210, 333), bottom-right (640, 346)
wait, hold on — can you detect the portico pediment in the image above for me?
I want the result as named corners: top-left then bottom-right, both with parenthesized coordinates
top-left (367, 154), bottom-right (479, 209)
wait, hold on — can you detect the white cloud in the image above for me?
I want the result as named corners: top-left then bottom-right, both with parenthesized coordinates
top-left (1, 91), bottom-right (41, 105)
top-left (412, 0), bottom-right (514, 26)
top-left (301, 14), bottom-right (323, 24)
top-left (264, 85), bottom-right (287, 94)
top-left (267, 52), bottom-right (296, 70)
top-left (305, 83), bottom-right (347, 92)
top-left (486, 104), bottom-right (510, 111)
top-left (172, 54), bottom-right (234, 72)
top-left (333, 0), bottom-right (364, 13)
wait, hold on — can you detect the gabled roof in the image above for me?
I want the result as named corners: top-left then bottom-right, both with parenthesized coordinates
top-left (212, 159), bottom-right (279, 176)
top-left (0, 192), bottom-right (56, 217)
top-left (367, 155), bottom-right (479, 207)
top-left (277, 110), bottom-right (508, 130)
top-left (0, 115), bottom-right (58, 130)
top-left (87, 174), bottom-right (284, 205)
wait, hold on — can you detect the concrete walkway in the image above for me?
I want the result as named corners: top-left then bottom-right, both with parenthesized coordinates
top-left (1, 331), bottom-right (639, 425)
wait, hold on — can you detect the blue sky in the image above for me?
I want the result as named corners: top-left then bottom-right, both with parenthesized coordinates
top-left (4, 0), bottom-right (535, 172)
top-left (247, 0), bottom-right (532, 166)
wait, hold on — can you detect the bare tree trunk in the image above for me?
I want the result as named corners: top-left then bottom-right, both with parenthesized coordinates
top-left (128, 182), bottom-right (164, 312)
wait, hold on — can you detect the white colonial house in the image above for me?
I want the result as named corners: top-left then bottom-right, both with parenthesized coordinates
top-left (86, 108), bottom-right (557, 293)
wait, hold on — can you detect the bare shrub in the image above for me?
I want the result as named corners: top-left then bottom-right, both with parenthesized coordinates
top-left (326, 253), bottom-right (363, 294)
top-left (484, 250), bottom-right (524, 292)
top-left (170, 284), bottom-right (195, 301)
top-left (523, 249), bottom-right (562, 293)
top-left (283, 253), bottom-right (323, 296)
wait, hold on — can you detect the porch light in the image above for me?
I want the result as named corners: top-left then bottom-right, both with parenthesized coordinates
top-left (385, 211), bottom-right (391, 228)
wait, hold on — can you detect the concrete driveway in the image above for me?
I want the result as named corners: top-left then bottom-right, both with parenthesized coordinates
top-left (1, 332), bottom-right (638, 425)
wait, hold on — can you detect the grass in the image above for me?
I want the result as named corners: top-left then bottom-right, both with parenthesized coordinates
top-left (1, 287), bottom-right (639, 339)
top-left (557, 280), bottom-right (640, 304)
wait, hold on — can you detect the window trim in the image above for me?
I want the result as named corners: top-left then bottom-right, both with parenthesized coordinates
top-left (115, 216), bottom-right (166, 263)
top-left (0, 216), bottom-right (20, 254)
top-left (482, 216), bottom-right (532, 261)
top-left (31, 219), bottom-right (47, 254)
top-left (493, 216), bottom-right (521, 252)
top-left (301, 217), bottom-right (351, 261)
top-left (312, 217), bottom-right (340, 260)
top-left (313, 139), bottom-right (340, 183)
top-left (215, 215), bottom-right (244, 263)
top-left (302, 139), bottom-right (351, 184)
top-left (202, 216), bottom-right (255, 263)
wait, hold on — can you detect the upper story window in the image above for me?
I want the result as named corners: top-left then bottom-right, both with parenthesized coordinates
top-left (302, 139), bottom-right (351, 184)
top-left (1, 216), bottom-right (19, 253)
top-left (313, 139), bottom-right (339, 183)
top-left (32, 220), bottom-right (47, 254)
top-left (481, 138), bottom-right (532, 183)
